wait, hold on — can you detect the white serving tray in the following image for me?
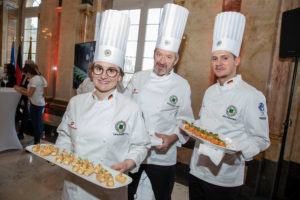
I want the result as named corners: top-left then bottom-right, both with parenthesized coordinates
top-left (179, 123), bottom-right (240, 154)
top-left (25, 144), bottom-right (132, 189)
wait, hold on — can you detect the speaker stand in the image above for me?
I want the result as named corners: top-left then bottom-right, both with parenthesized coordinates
top-left (271, 56), bottom-right (299, 199)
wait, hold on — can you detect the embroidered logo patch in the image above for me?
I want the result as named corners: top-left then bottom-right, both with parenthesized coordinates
top-left (258, 102), bottom-right (266, 120)
top-left (104, 49), bottom-right (111, 57)
top-left (258, 103), bottom-right (264, 114)
top-left (68, 121), bottom-right (77, 130)
top-left (115, 121), bottom-right (126, 134)
top-left (226, 105), bottom-right (237, 117)
top-left (217, 40), bottom-right (222, 46)
top-left (164, 39), bottom-right (170, 46)
top-left (169, 95), bottom-right (178, 105)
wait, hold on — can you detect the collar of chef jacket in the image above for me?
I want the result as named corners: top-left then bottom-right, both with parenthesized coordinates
top-left (91, 89), bottom-right (117, 105)
top-left (217, 74), bottom-right (242, 91)
top-left (149, 69), bottom-right (174, 82)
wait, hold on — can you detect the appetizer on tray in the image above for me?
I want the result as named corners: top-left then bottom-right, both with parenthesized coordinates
top-left (180, 122), bottom-right (240, 154)
top-left (26, 144), bottom-right (132, 189)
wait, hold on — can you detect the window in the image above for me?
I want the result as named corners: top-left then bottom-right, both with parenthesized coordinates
top-left (142, 8), bottom-right (163, 70)
top-left (22, 0), bottom-right (41, 64)
top-left (23, 17), bottom-right (38, 64)
top-left (26, 0), bottom-right (41, 8)
top-left (120, 9), bottom-right (141, 85)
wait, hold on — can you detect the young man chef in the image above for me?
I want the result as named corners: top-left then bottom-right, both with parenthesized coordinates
top-left (55, 10), bottom-right (150, 200)
top-left (189, 11), bottom-right (270, 200)
top-left (124, 3), bottom-right (194, 200)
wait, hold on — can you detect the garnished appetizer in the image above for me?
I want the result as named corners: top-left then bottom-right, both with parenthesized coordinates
top-left (32, 144), bottom-right (40, 152)
top-left (184, 122), bottom-right (227, 147)
top-left (71, 157), bottom-right (81, 166)
top-left (84, 164), bottom-right (94, 176)
top-left (63, 156), bottom-right (72, 166)
top-left (106, 174), bottom-right (115, 187)
top-left (50, 145), bottom-right (59, 156)
top-left (115, 173), bottom-right (127, 183)
top-left (94, 164), bottom-right (103, 174)
top-left (96, 169), bottom-right (106, 183)
top-left (56, 153), bottom-right (64, 163)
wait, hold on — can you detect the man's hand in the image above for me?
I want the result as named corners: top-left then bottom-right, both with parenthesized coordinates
top-left (154, 133), bottom-right (178, 153)
top-left (110, 159), bottom-right (136, 173)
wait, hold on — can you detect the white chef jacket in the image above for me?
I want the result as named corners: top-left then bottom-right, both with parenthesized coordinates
top-left (76, 77), bottom-right (95, 94)
top-left (56, 89), bottom-right (151, 200)
top-left (190, 75), bottom-right (270, 187)
top-left (28, 75), bottom-right (47, 106)
top-left (124, 69), bottom-right (194, 166)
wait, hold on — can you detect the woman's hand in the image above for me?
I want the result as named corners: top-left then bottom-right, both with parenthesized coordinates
top-left (110, 159), bottom-right (136, 173)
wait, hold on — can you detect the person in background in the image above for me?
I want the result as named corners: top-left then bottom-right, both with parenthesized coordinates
top-left (76, 63), bottom-right (95, 94)
top-left (16, 60), bottom-right (35, 140)
top-left (55, 10), bottom-right (150, 200)
top-left (1, 63), bottom-right (16, 87)
top-left (125, 4), bottom-right (194, 200)
top-left (14, 63), bottom-right (47, 144)
top-left (189, 12), bottom-right (270, 200)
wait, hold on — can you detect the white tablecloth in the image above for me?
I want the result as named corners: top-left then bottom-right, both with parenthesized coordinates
top-left (0, 88), bottom-right (22, 152)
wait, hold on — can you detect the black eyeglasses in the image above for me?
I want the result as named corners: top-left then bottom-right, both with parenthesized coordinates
top-left (92, 64), bottom-right (119, 78)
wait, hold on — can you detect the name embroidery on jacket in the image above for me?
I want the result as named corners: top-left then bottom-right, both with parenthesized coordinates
top-left (68, 121), bottom-right (77, 130)
top-left (114, 121), bottom-right (127, 136)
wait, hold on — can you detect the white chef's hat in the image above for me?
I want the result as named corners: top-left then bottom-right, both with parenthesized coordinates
top-left (156, 3), bottom-right (189, 53)
top-left (94, 10), bottom-right (130, 69)
top-left (212, 11), bottom-right (245, 57)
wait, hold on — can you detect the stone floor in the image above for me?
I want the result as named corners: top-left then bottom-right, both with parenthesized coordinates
top-left (0, 134), bottom-right (188, 200)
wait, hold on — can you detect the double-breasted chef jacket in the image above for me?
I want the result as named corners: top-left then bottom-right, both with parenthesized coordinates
top-left (124, 69), bottom-right (194, 166)
top-left (190, 75), bottom-right (270, 187)
top-left (55, 89), bottom-right (151, 200)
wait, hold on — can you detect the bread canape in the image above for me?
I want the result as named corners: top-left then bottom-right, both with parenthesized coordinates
top-left (106, 174), bottom-right (115, 187)
top-left (56, 153), bottom-right (64, 163)
top-left (84, 165), bottom-right (94, 176)
top-left (115, 173), bottom-right (127, 183)
top-left (63, 156), bottom-right (72, 165)
top-left (32, 144), bottom-right (40, 152)
top-left (94, 164), bottom-right (103, 174)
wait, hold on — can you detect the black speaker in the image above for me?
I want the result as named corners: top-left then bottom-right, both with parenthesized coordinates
top-left (82, 0), bottom-right (93, 6)
top-left (279, 7), bottom-right (300, 58)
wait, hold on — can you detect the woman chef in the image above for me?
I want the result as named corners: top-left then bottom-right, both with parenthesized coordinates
top-left (55, 10), bottom-right (150, 200)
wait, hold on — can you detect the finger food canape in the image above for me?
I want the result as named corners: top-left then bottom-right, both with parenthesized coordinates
top-left (106, 174), bottom-right (115, 187)
top-left (184, 122), bottom-right (227, 148)
top-left (32, 144), bottom-right (40, 152)
top-left (56, 153), bottom-right (64, 163)
top-left (115, 173), bottom-right (127, 183)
